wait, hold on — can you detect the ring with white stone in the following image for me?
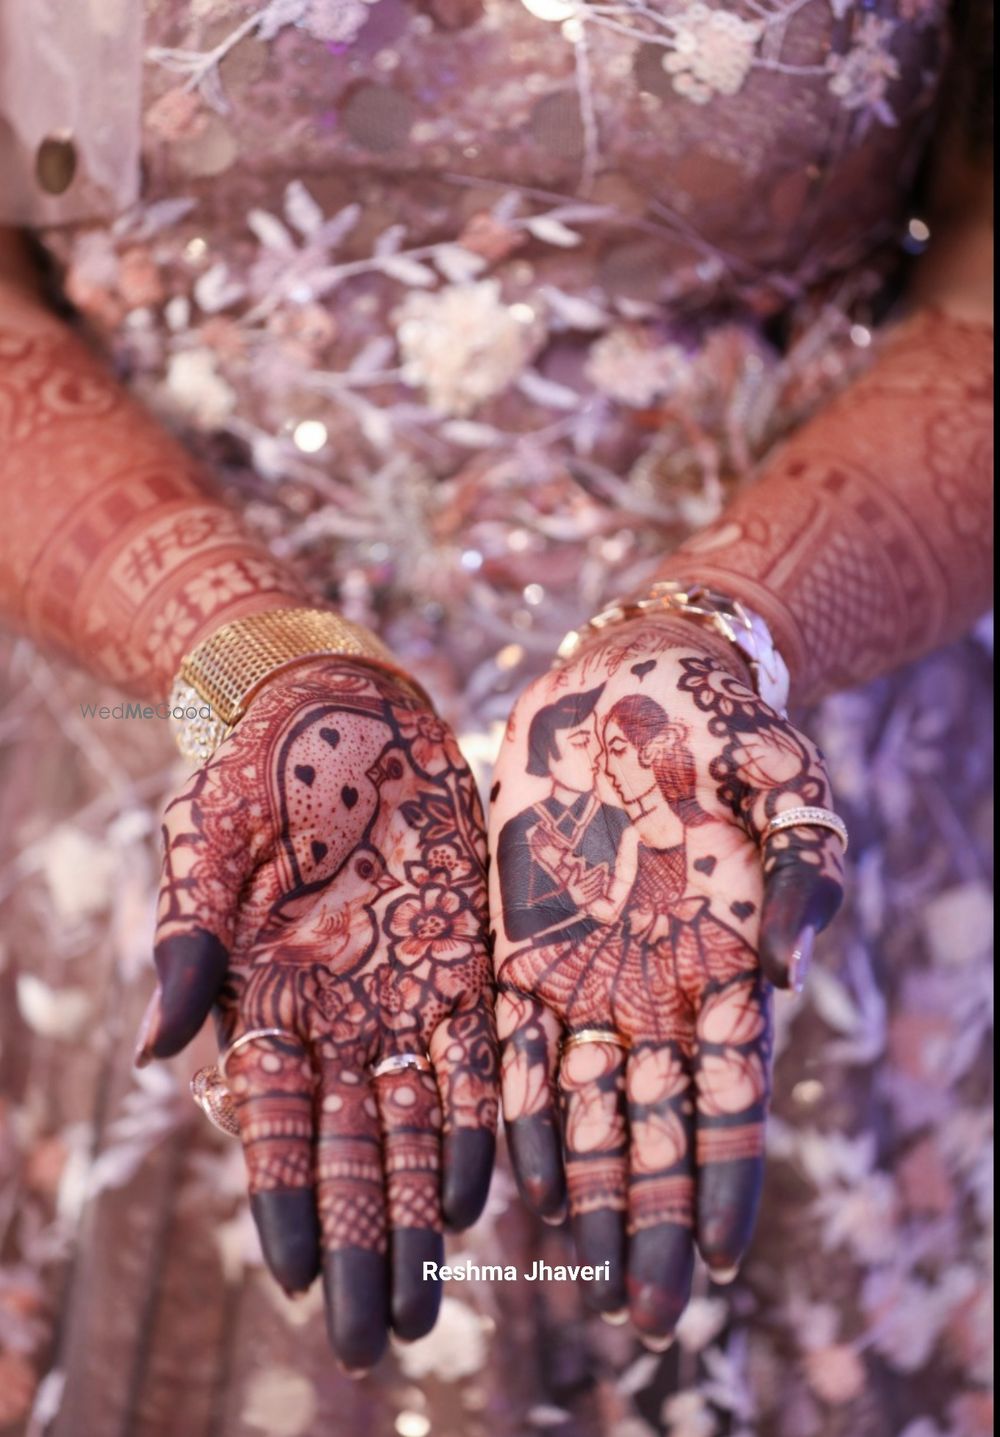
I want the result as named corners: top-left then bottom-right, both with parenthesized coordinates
top-left (190, 1028), bottom-right (305, 1139)
top-left (760, 806), bottom-right (848, 853)
top-left (370, 1051), bottom-right (433, 1079)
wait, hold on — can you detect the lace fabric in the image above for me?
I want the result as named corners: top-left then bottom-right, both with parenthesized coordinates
top-left (0, 4), bottom-right (992, 1437)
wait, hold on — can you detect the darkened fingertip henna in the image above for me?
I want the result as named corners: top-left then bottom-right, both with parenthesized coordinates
top-left (442, 1127), bottom-right (496, 1230)
top-left (390, 1228), bottom-right (444, 1341)
top-left (758, 851), bottom-right (843, 988)
top-left (148, 928), bottom-right (229, 1057)
top-left (571, 1208), bottom-right (627, 1312)
top-left (250, 1189), bottom-right (321, 1293)
top-left (506, 1115), bottom-right (567, 1220)
top-left (696, 1155), bottom-right (764, 1274)
top-left (627, 1225), bottom-right (694, 1341)
top-left (323, 1248), bottom-right (390, 1370)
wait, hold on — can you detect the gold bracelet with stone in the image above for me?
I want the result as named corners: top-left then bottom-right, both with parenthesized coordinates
top-left (167, 607), bottom-right (430, 763)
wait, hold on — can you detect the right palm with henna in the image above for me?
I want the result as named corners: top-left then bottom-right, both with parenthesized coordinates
top-left (136, 658), bottom-right (498, 1370)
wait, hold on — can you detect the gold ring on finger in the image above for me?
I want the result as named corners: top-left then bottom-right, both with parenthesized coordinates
top-left (760, 806), bottom-right (848, 853)
top-left (370, 1051), bottom-right (434, 1079)
top-left (561, 1028), bottom-right (631, 1054)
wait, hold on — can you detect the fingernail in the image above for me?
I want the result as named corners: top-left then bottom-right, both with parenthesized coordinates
top-left (342, 1365), bottom-right (371, 1381)
top-left (710, 1264), bottom-right (741, 1286)
top-left (600, 1308), bottom-right (629, 1327)
top-left (540, 1205), bottom-right (568, 1227)
top-left (133, 987), bottom-right (163, 1067)
top-left (640, 1333), bottom-right (676, 1352)
top-left (788, 924), bottom-right (816, 994)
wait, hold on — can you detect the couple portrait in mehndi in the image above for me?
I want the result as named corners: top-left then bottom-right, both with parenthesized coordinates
top-left (492, 629), bottom-right (843, 1336)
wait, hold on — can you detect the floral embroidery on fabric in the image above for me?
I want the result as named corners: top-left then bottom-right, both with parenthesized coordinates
top-left (660, 3), bottom-right (764, 105)
top-left (7, 1), bottom-right (987, 1434)
top-left (826, 15), bottom-right (902, 127)
top-left (394, 279), bottom-right (542, 415)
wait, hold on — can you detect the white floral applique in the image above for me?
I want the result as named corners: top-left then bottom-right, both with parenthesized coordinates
top-left (147, 0), bottom-right (384, 114)
top-left (394, 279), bottom-right (542, 416)
top-left (826, 14), bottom-right (901, 127)
top-left (299, 0), bottom-right (382, 43)
top-left (662, 3), bottom-right (764, 105)
top-left (585, 325), bottom-right (693, 408)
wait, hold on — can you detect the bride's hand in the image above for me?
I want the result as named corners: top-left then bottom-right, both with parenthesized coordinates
top-left (488, 616), bottom-right (844, 1342)
top-left (135, 659), bottom-right (497, 1371)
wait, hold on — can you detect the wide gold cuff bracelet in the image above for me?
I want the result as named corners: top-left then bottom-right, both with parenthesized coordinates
top-left (168, 607), bottom-right (428, 763)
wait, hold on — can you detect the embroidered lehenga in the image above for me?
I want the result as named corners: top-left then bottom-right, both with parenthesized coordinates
top-left (0, 2), bottom-right (991, 1434)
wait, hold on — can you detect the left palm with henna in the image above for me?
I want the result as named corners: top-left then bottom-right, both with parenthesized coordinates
top-left (135, 658), bottom-right (498, 1370)
top-left (489, 617), bottom-right (844, 1340)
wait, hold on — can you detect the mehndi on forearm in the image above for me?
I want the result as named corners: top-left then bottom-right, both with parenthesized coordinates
top-left (653, 304), bottom-right (993, 708)
top-left (0, 324), bottom-right (307, 699)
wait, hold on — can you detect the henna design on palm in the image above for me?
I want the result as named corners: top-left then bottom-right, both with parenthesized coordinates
top-left (138, 659), bottom-right (498, 1369)
top-left (489, 625), bottom-right (843, 1339)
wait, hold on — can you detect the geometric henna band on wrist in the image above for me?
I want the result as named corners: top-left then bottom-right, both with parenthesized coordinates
top-left (760, 806), bottom-right (849, 852)
top-left (190, 1027), bottom-right (306, 1138)
top-left (168, 605), bottom-right (433, 763)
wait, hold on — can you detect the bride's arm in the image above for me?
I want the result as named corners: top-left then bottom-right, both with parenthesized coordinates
top-left (649, 134), bottom-right (992, 709)
top-left (0, 230), bottom-right (309, 696)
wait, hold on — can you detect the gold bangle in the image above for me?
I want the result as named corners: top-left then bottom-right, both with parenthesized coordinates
top-left (169, 607), bottom-right (430, 762)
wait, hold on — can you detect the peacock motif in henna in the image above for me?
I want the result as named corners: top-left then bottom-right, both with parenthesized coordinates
top-left (489, 620), bottom-right (844, 1337)
top-left (140, 658), bottom-right (498, 1370)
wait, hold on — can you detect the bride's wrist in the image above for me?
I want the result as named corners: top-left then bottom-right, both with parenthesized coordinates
top-left (166, 602), bottom-right (427, 762)
top-left (556, 581), bottom-right (776, 706)
top-left (636, 613), bottom-right (756, 687)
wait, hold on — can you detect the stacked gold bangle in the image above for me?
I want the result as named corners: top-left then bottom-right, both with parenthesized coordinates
top-left (556, 579), bottom-right (792, 718)
top-left (168, 606), bottom-right (429, 762)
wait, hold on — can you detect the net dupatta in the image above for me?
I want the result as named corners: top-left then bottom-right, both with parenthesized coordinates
top-left (0, 0), bottom-right (143, 226)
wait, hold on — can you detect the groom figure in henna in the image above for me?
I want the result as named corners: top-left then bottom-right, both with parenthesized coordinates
top-left (498, 684), bottom-right (629, 946)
